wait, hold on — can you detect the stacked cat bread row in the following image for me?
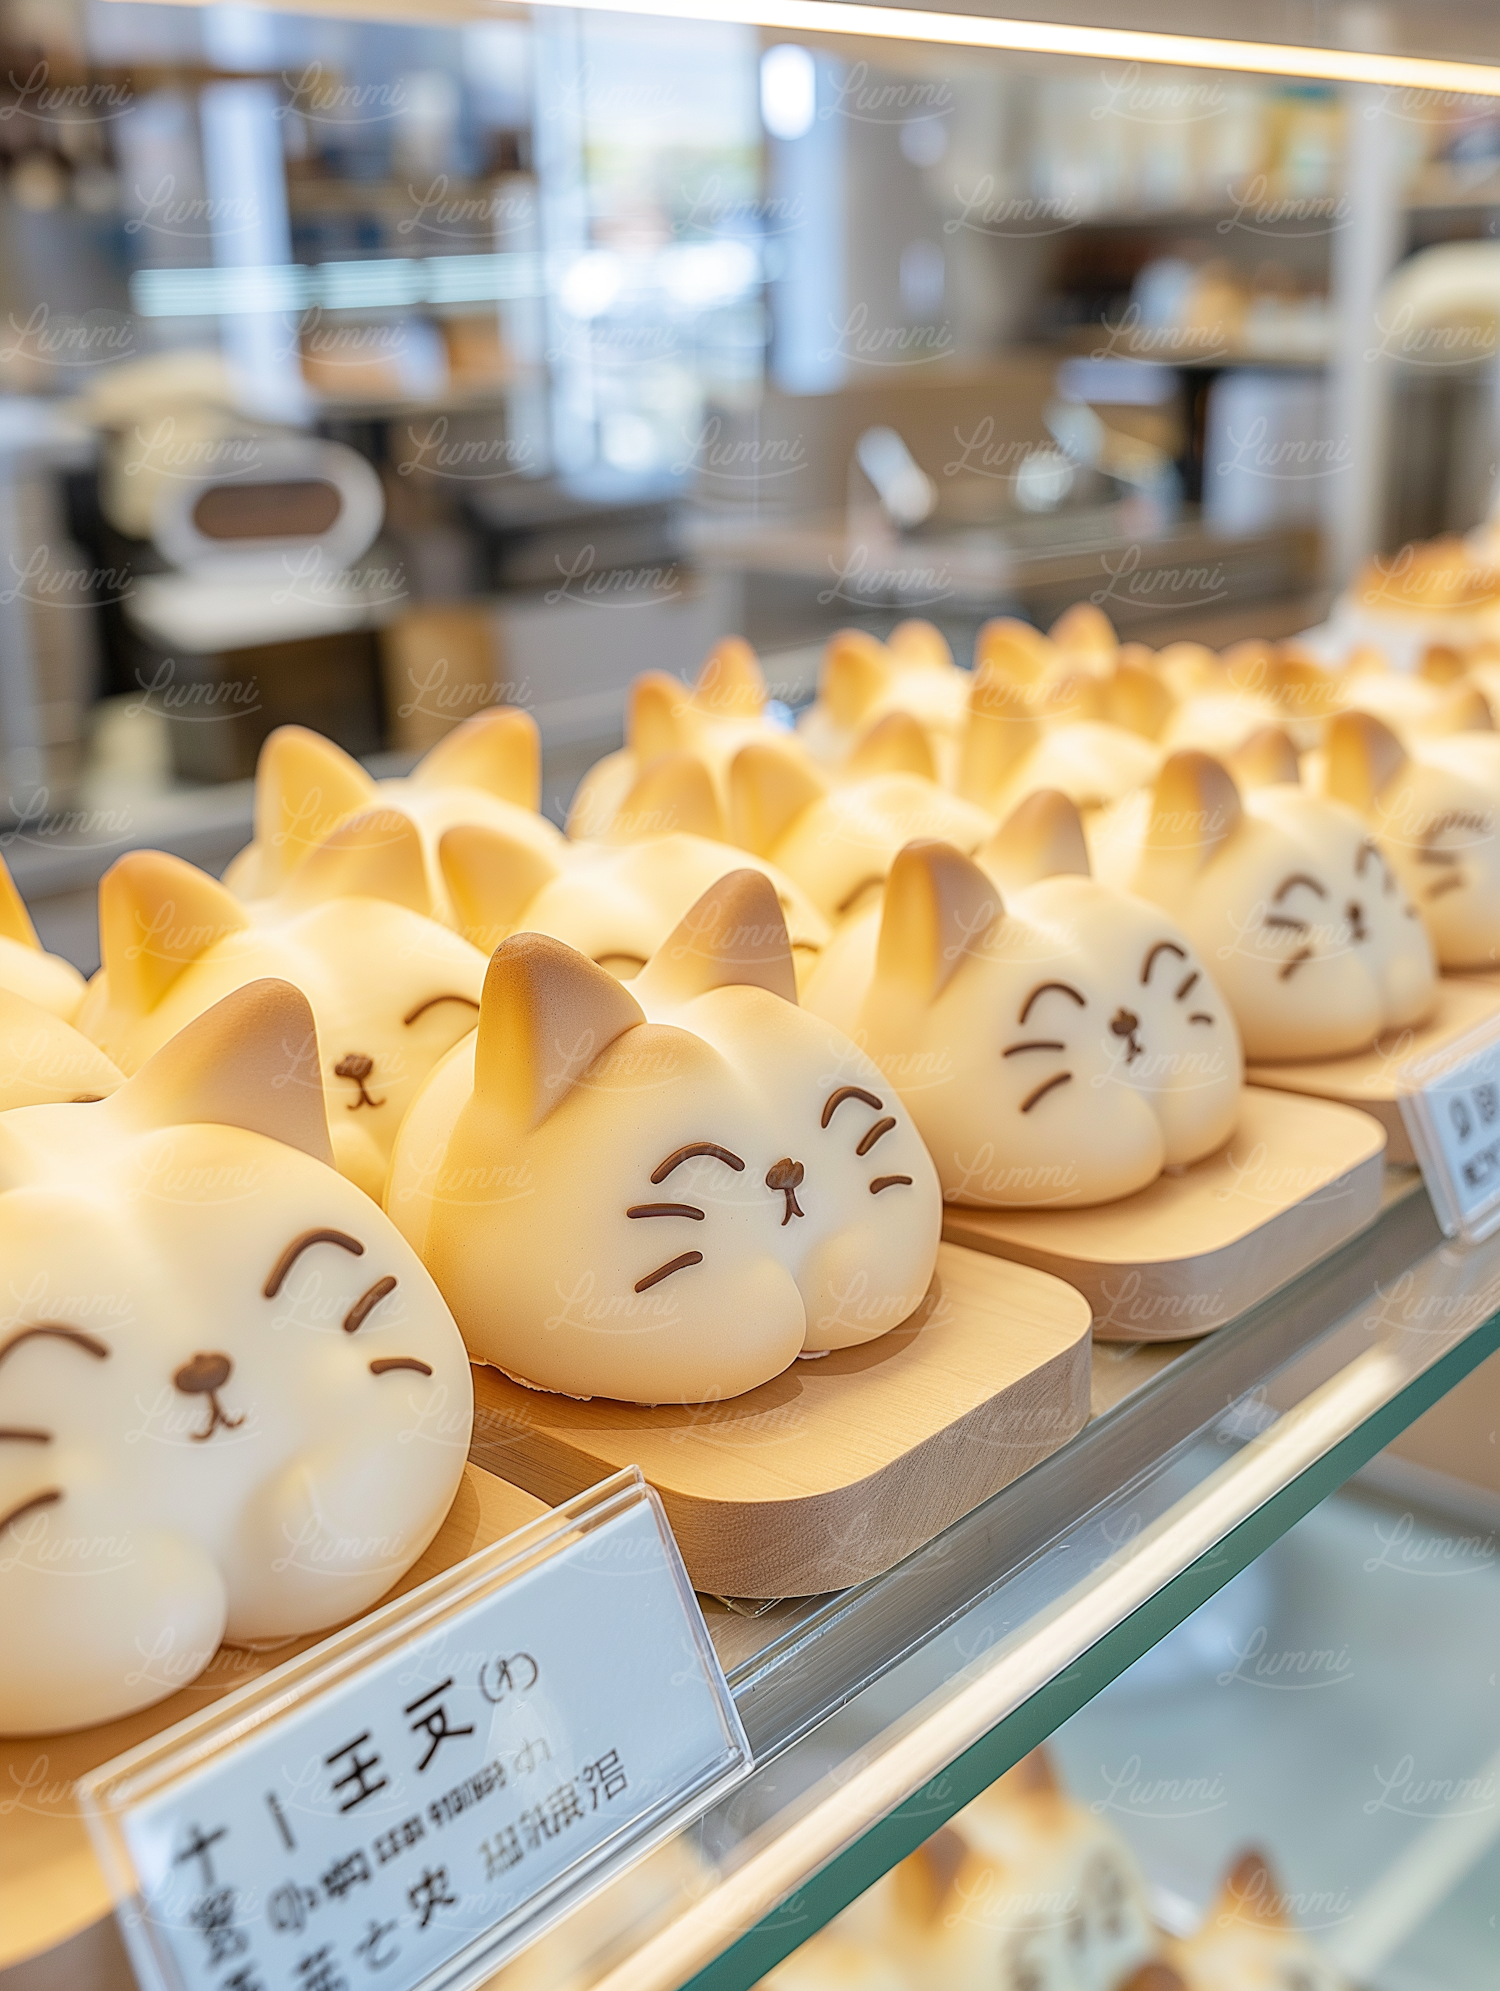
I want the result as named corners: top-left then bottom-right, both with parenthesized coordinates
top-left (763, 1747), bottom-right (1348, 1991)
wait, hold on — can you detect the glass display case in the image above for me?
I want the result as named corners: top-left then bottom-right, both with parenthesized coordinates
top-left (4, 5), bottom-right (1500, 1991)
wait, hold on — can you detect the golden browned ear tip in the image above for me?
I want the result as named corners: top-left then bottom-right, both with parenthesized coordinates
top-left (1220, 1847), bottom-right (1286, 1928)
top-left (1006, 1743), bottom-right (1062, 1796)
top-left (1117, 1964), bottom-right (1189, 1991)
top-left (634, 869), bottom-right (796, 1007)
top-left (899, 1824), bottom-right (969, 1926)
top-left (1050, 600), bottom-right (1117, 655)
top-left (1229, 725), bottom-right (1300, 790)
top-left (619, 751), bottom-right (724, 842)
top-left (982, 789), bottom-right (1090, 889)
top-left (1418, 641), bottom-right (1467, 684)
top-left (877, 840), bottom-right (1002, 1002)
top-left (474, 931), bottom-right (645, 1129)
top-left (848, 710), bottom-right (937, 782)
top-left (1324, 709), bottom-right (1408, 812)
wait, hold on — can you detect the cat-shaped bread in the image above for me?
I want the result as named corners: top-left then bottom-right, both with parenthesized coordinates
top-left (76, 813), bottom-right (488, 1197)
top-left (797, 621), bottom-right (972, 781)
top-left (434, 824), bottom-right (829, 987)
top-left (565, 638), bottom-right (782, 842)
top-left (729, 737), bottom-right (994, 922)
top-left (387, 871), bottom-right (941, 1404)
top-left (1148, 1850), bottom-right (1348, 1991)
top-left (0, 989), bottom-right (123, 1110)
top-left (886, 1748), bottom-right (1159, 1991)
top-left (1092, 749), bottom-right (1437, 1060)
top-left (1320, 709), bottom-right (1500, 969)
top-left (1158, 646), bottom-right (1339, 760)
top-left (956, 657), bottom-right (1162, 819)
top-left (0, 980), bottom-right (471, 1735)
top-left (0, 851), bottom-right (87, 1020)
top-left (223, 708), bottom-right (564, 923)
top-left (803, 795), bottom-right (1242, 1208)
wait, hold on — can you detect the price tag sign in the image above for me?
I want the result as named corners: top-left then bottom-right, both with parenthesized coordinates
top-left (1398, 1010), bottom-right (1500, 1242)
top-left (78, 1468), bottom-right (749, 1991)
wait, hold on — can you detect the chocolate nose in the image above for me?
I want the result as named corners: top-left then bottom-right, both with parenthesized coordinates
top-left (173, 1352), bottom-right (232, 1396)
top-left (765, 1157), bottom-right (806, 1226)
top-left (1109, 1008), bottom-right (1140, 1039)
top-left (335, 1053), bottom-right (374, 1081)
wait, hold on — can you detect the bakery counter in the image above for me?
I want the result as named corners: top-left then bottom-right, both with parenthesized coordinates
top-left (484, 1165), bottom-right (1500, 1991)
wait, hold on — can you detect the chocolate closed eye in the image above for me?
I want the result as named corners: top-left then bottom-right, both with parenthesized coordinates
top-left (403, 993), bottom-right (482, 1026)
top-left (1141, 940), bottom-right (1186, 984)
top-left (649, 1143), bottom-right (745, 1184)
top-left (0, 1323), bottom-right (110, 1368)
top-left (264, 1229), bottom-right (364, 1298)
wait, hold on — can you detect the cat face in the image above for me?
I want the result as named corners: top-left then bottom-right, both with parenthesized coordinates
top-left (436, 825), bottom-right (830, 987)
top-left (1171, 1853), bottom-right (1346, 1991)
top-left (1322, 709), bottom-right (1500, 970)
top-left (1097, 750), bottom-right (1437, 1061)
top-left (731, 739), bottom-right (994, 922)
top-left (76, 813), bottom-right (488, 1198)
top-left (804, 800), bottom-right (1242, 1209)
top-left (386, 872), bottom-right (941, 1405)
top-left (222, 710), bottom-right (564, 925)
top-left (888, 1750), bottom-right (1158, 1991)
top-left (0, 852), bottom-right (86, 1021)
top-left (0, 981), bottom-right (470, 1735)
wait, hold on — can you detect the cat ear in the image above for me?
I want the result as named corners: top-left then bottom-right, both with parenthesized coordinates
top-left (0, 989), bottom-right (123, 1107)
top-left (1108, 657), bottom-right (1173, 739)
top-left (473, 932), bottom-right (644, 1131)
top-left (1228, 725), bottom-right (1300, 789)
top-left (974, 616), bottom-right (1052, 680)
top-left (1210, 1850), bottom-right (1287, 1932)
top-left (278, 807), bottom-right (432, 916)
top-left (693, 636), bottom-right (764, 718)
top-left (1418, 641), bottom-right (1466, 685)
top-left (820, 629), bottom-right (891, 727)
top-left (887, 618), bottom-right (952, 669)
top-left (1325, 711), bottom-right (1408, 813)
top-left (846, 710), bottom-right (936, 781)
top-left (0, 850), bottom-right (40, 950)
top-left (729, 741), bottom-right (828, 854)
top-left (957, 667), bottom-right (1041, 804)
top-left (1050, 601), bottom-right (1116, 658)
top-left (980, 789), bottom-right (1090, 890)
top-left (1428, 682), bottom-right (1494, 733)
top-left (895, 1825), bottom-right (969, 1928)
top-left (412, 707), bottom-right (540, 810)
top-left (1142, 752), bottom-right (1244, 876)
top-left (633, 869), bottom-right (797, 1007)
top-left (99, 852), bottom-right (250, 1014)
top-left (108, 979), bottom-right (334, 1166)
top-left (1155, 640), bottom-right (1221, 694)
top-left (1265, 652), bottom-right (1339, 719)
top-left (615, 751), bottom-right (724, 841)
top-left (629, 672), bottom-right (691, 763)
top-left (252, 726), bottom-right (377, 892)
top-left (439, 824), bottom-right (563, 951)
top-left (877, 840), bottom-right (1003, 1003)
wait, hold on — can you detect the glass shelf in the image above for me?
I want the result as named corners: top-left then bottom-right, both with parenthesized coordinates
top-left (488, 1165), bottom-right (1500, 1991)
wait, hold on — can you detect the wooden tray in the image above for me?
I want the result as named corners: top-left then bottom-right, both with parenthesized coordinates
top-left (942, 1089), bottom-right (1386, 1344)
top-left (468, 1243), bottom-right (1092, 1600)
top-left (0, 1465), bottom-right (549, 1990)
top-left (1248, 976), bottom-right (1500, 1164)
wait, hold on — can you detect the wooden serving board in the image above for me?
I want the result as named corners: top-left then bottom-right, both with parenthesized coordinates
top-left (942, 1088), bottom-right (1386, 1345)
top-left (0, 1465), bottom-right (549, 1990)
top-left (468, 1242), bottom-right (1092, 1600)
top-left (1248, 976), bottom-right (1500, 1164)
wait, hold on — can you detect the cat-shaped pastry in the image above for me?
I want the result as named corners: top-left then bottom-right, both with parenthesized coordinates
top-left (435, 824), bottom-right (829, 986)
top-left (804, 796), bottom-right (1242, 1208)
top-left (387, 871), bottom-right (941, 1405)
top-left (1150, 1851), bottom-right (1348, 1991)
top-left (887, 1748), bottom-right (1159, 1991)
top-left (0, 851), bottom-right (87, 1020)
top-left (1093, 749), bottom-right (1437, 1060)
top-left (729, 737), bottom-right (993, 922)
top-left (797, 621), bottom-right (972, 781)
top-left (0, 989), bottom-right (123, 1110)
top-left (957, 657), bottom-right (1162, 819)
top-left (1319, 709), bottom-right (1500, 969)
top-left (223, 708), bottom-right (564, 924)
top-left (77, 813), bottom-right (488, 1197)
top-left (565, 638), bottom-right (783, 842)
top-left (0, 980), bottom-right (471, 1735)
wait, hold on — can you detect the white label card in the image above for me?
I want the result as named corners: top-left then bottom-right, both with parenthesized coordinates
top-left (1398, 1014), bottom-right (1500, 1241)
top-left (79, 1469), bottom-right (749, 1991)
